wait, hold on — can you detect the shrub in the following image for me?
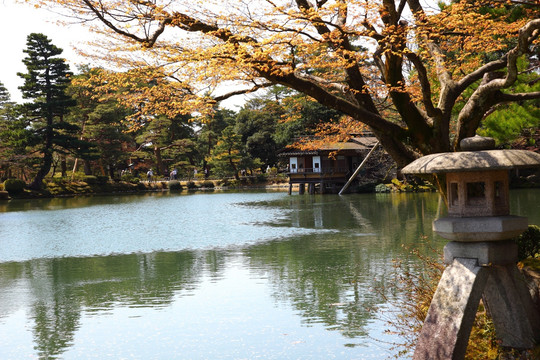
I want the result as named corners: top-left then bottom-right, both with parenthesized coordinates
top-left (3, 179), bottom-right (26, 194)
top-left (514, 225), bottom-right (540, 261)
top-left (51, 176), bottom-right (69, 185)
top-left (202, 180), bottom-right (215, 188)
top-left (137, 182), bottom-right (147, 190)
top-left (256, 174), bottom-right (267, 183)
top-left (83, 175), bottom-right (98, 184)
top-left (121, 173), bottom-right (140, 183)
top-left (375, 183), bottom-right (390, 193)
top-left (168, 180), bottom-right (183, 191)
top-left (96, 175), bottom-right (110, 185)
top-left (186, 181), bottom-right (198, 189)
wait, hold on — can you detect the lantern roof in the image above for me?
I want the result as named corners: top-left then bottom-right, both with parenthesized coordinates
top-left (402, 136), bottom-right (540, 174)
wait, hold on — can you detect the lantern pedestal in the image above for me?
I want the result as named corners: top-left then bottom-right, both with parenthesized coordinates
top-left (413, 241), bottom-right (540, 360)
top-left (402, 136), bottom-right (540, 358)
top-left (434, 216), bottom-right (528, 242)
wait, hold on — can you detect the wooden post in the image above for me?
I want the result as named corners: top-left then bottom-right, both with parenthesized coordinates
top-left (339, 141), bottom-right (379, 195)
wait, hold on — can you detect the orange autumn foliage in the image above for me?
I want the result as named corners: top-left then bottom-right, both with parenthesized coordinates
top-left (28, 0), bottom-right (540, 166)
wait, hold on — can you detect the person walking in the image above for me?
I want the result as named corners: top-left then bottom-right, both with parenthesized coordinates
top-left (147, 169), bottom-right (154, 182)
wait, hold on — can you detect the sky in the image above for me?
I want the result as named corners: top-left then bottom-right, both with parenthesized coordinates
top-left (0, 0), bottom-right (247, 108)
top-left (0, 0), bottom-right (96, 103)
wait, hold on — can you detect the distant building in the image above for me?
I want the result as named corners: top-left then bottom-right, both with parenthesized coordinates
top-left (279, 133), bottom-right (381, 194)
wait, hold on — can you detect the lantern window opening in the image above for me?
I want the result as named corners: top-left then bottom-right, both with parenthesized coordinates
top-left (450, 182), bottom-right (459, 207)
top-left (494, 181), bottom-right (505, 206)
top-left (466, 182), bottom-right (486, 206)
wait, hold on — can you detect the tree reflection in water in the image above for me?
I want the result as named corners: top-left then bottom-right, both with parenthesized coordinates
top-left (0, 191), bottom-right (449, 358)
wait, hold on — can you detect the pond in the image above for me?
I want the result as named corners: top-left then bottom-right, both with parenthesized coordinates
top-left (1, 189), bottom-right (539, 359)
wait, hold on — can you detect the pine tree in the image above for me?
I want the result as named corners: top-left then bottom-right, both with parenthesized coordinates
top-left (17, 33), bottom-right (81, 189)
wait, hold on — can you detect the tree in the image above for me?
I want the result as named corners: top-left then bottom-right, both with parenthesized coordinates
top-left (17, 33), bottom-right (90, 189)
top-left (207, 125), bottom-right (245, 180)
top-left (66, 67), bottom-right (130, 177)
top-left (195, 109), bottom-right (235, 175)
top-left (135, 113), bottom-right (195, 176)
top-left (0, 81), bottom-right (36, 180)
top-left (38, 0), bottom-right (540, 167)
top-left (476, 60), bottom-right (540, 145)
top-left (235, 98), bottom-right (280, 169)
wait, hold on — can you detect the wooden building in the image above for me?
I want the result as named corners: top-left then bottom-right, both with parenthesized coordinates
top-left (279, 134), bottom-right (379, 194)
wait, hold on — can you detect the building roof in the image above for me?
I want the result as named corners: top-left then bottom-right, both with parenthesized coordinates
top-left (278, 136), bottom-right (378, 157)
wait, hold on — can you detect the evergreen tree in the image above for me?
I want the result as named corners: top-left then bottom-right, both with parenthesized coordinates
top-left (195, 109), bottom-right (235, 176)
top-left (235, 98), bottom-right (280, 170)
top-left (66, 67), bottom-right (131, 177)
top-left (17, 33), bottom-right (91, 189)
top-left (207, 125), bottom-right (245, 180)
top-left (0, 82), bottom-right (34, 180)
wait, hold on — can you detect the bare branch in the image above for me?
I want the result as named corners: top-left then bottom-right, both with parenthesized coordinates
top-left (212, 82), bottom-right (274, 102)
top-left (405, 52), bottom-right (440, 118)
top-left (498, 91), bottom-right (540, 102)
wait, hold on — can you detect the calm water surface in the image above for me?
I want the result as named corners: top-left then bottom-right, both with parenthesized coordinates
top-left (1, 189), bottom-right (539, 359)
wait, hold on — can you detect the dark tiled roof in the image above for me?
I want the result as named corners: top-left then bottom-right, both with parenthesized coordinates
top-left (278, 136), bottom-right (378, 156)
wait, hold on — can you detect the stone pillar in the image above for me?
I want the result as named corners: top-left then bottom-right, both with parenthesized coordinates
top-left (299, 183), bottom-right (305, 195)
top-left (413, 257), bottom-right (488, 360)
top-left (413, 241), bottom-right (540, 360)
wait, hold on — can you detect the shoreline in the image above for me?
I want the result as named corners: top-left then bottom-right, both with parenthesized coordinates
top-left (0, 179), bottom-right (296, 200)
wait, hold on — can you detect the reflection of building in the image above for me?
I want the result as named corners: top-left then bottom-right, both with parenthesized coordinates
top-left (279, 134), bottom-right (379, 194)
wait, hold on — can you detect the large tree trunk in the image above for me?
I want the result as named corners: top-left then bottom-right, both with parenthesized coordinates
top-left (83, 160), bottom-right (92, 175)
top-left (29, 149), bottom-right (52, 190)
top-left (61, 155), bottom-right (67, 177)
top-left (29, 118), bottom-right (54, 190)
top-left (154, 146), bottom-right (164, 176)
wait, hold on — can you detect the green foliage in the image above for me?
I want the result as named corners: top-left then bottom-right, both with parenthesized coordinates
top-left (17, 33), bottom-right (94, 189)
top-left (375, 183), bottom-right (390, 192)
top-left (477, 61), bottom-right (540, 146)
top-left (201, 180), bottom-right (214, 188)
top-left (83, 175), bottom-right (109, 185)
top-left (235, 98), bottom-right (280, 167)
top-left (207, 125), bottom-right (243, 179)
top-left (51, 177), bottom-right (66, 185)
top-left (67, 67), bottom-right (132, 177)
top-left (514, 225), bottom-right (540, 261)
top-left (168, 180), bottom-right (182, 191)
top-left (121, 173), bottom-right (140, 184)
top-left (3, 179), bottom-right (26, 194)
top-left (186, 181), bottom-right (197, 189)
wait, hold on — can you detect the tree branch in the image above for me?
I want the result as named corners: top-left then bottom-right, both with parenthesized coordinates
top-left (212, 82), bottom-right (274, 102)
top-left (498, 91), bottom-right (540, 102)
top-left (455, 19), bottom-right (540, 143)
top-left (405, 52), bottom-right (440, 118)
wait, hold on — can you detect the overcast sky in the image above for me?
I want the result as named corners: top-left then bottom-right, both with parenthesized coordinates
top-left (0, 0), bottom-right (92, 102)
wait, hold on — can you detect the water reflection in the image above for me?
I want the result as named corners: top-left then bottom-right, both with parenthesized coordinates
top-left (0, 191), bottom-right (449, 359)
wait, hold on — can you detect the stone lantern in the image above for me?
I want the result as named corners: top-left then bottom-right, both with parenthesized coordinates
top-left (402, 136), bottom-right (540, 360)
